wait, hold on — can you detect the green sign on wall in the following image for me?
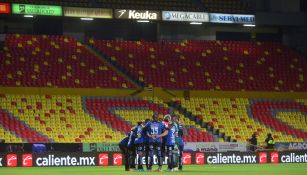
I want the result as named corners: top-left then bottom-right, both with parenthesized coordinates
top-left (12, 4), bottom-right (62, 16)
top-left (83, 143), bottom-right (120, 152)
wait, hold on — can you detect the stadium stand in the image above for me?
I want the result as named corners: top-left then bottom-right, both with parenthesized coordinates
top-left (0, 94), bottom-right (214, 143)
top-left (1, 92), bottom-right (305, 144)
top-left (0, 34), bottom-right (136, 88)
top-left (90, 39), bottom-right (307, 91)
top-left (250, 100), bottom-right (307, 139)
top-left (276, 112), bottom-right (307, 132)
top-left (113, 97), bottom-right (214, 142)
top-left (84, 96), bottom-right (214, 142)
top-left (173, 97), bottom-right (307, 143)
top-left (0, 94), bottom-right (124, 143)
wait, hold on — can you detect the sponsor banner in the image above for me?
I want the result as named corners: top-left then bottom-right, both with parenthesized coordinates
top-left (112, 153), bottom-right (122, 166)
top-left (6, 154), bottom-right (17, 167)
top-left (34, 153), bottom-right (98, 167)
top-left (12, 4), bottom-right (62, 16)
top-left (182, 153), bottom-right (192, 165)
top-left (205, 152), bottom-right (258, 164)
top-left (83, 143), bottom-right (120, 152)
top-left (22, 154), bottom-right (33, 167)
top-left (0, 154), bottom-right (4, 167)
top-left (136, 153), bottom-right (191, 165)
top-left (184, 142), bottom-right (247, 152)
top-left (209, 13), bottom-right (255, 24)
top-left (258, 152), bottom-right (268, 164)
top-left (63, 7), bottom-right (112, 18)
top-left (275, 142), bottom-right (307, 151)
top-left (279, 151), bottom-right (307, 163)
top-left (1, 151), bottom-right (307, 167)
top-left (114, 9), bottom-right (160, 20)
top-left (271, 152), bottom-right (279, 163)
top-left (195, 153), bottom-right (205, 164)
top-left (0, 3), bottom-right (10, 14)
top-left (98, 153), bottom-right (109, 166)
top-left (162, 11), bottom-right (209, 22)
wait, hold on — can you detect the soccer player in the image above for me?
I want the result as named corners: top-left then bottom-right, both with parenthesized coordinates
top-left (132, 121), bottom-right (146, 171)
top-left (159, 117), bottom-right (178, 171)
top-left (143, 119), bottom-right (151, 170)
top-left (118, 133), bottom-right (131, 171)
top-left (163, 114), bottom-right (171, 127)
top-left (127, 126), bottom-right (136, 171)
top-left (145, 113), bottom-right (165, 171)
top-left (172, 115), bottom-right (184, 170)
top-left (161, 114), bottom-right (171, 160)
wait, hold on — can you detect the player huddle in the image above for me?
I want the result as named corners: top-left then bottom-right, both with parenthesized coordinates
top-left (118, 113), bottom-right (184, 172)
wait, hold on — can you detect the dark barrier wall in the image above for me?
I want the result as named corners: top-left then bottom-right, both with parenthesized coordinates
top-left (33, 16), bottom-right (63, 35)
top-left (0, 151), bottom-right (306, 167)
top-left (216, 32), bottom-right (251, 41)
top-left (82, 20), bottom-right (158, 41)
top-left (216, 31), bottom-right (282, 42)
top-left (0, 143), bottom-right (81, 153)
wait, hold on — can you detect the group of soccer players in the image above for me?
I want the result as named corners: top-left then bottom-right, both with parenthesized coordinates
top-left (118, 113), bottom-right (184, 172)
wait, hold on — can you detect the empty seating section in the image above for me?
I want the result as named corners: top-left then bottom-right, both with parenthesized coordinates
top-left (84, 96), bottom-right (214, 142)
top-left (0, 34), bottom-right (135, 88)
top-left (0, 94), bottom-right (214, 143)
top-left (0, 94), bottom-right (124, 143)
top-left (276, 112), bottom-right (307, 132)
top-left (2, 94), bottom-right (305, 143)
top-left (85, 97), bottom-right (164, 134)
top-left (92, 39), bottom-right (306, 91)
top-left (200, 0), bottom-right (255, 13)
top-left (250, 100), bottom-right (307, 139)
top-left (0, 124), bottom-right (23, 143)
top-left (115, 101), bottom-right (214, 142)
top-left (175, 97), bottom-right (306, 143)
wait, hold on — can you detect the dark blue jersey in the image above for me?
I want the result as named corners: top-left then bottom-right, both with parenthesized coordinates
top-left (145, 121), bottom-right (165, 143)
top-left (143, 130), bottom-right (149, 145)
top-left (166, 124), bottom-right (177, 146)
top-left (134, 125), bottom-right (146, 144)
top-left (177, 124), bottom-right (184, 146)
top-left (127, 131), bottom-right (135, 148)
top-left (119, 136), bottom-right (129, 147)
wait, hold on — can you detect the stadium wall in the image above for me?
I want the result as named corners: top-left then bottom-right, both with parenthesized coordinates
top-left (2, 17), bottom-right (281, 42)
top-left (1, 87), bottom-right (306, 101)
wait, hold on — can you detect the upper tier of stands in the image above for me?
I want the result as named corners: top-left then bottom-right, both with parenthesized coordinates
top-left (91, 39), bottom-right (306, 91)
top-left (3, 0), bottom-right (255, 13)
top-left (0, 34), bottom-right (135, 88)
top-left (1, 34), bottom-right (306, 91)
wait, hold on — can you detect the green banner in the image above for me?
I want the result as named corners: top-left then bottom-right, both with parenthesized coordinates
top-left (12, 4), bottom-right (62, 16)
top-left (83, 143), bottom-right (120, 152)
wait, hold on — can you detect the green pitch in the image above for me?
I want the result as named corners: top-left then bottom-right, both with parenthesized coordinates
top-left (0, 164), bottom-right (307, 175)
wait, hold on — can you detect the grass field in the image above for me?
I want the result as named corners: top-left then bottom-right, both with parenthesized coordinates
top-left (1, 164), bottom-right (307, 175)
